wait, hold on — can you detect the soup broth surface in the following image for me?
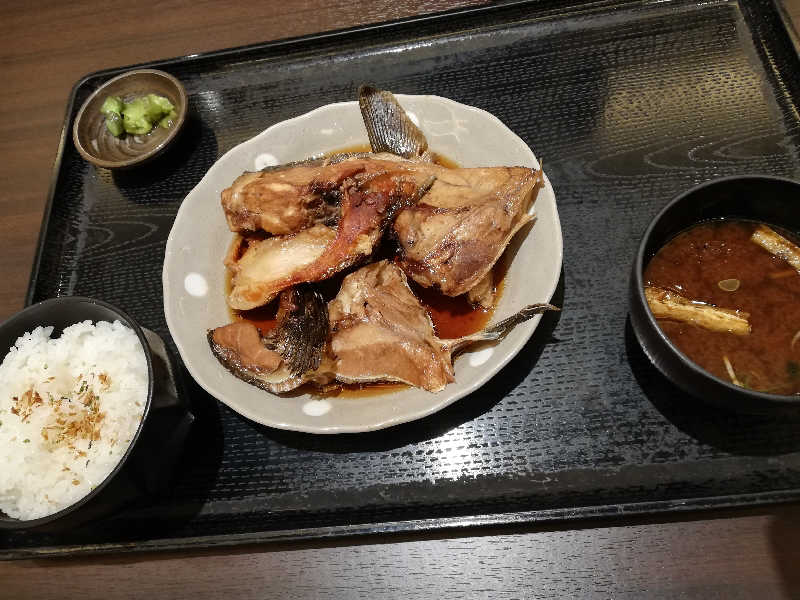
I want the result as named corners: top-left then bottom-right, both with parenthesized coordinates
top-left (644, 219), bottom-right (800, 395)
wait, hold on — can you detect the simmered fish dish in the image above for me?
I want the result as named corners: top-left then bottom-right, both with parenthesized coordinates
top-left (210, 86), bottom-right (559, 394)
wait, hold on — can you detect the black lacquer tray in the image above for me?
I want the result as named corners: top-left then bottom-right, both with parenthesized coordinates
top-left (5, 0), bottom-right (800, 559)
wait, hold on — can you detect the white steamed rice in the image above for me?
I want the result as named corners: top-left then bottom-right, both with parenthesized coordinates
top-left (0, 320), bottom-right (147, 520)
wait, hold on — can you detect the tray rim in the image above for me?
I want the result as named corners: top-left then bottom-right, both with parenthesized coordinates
top-left (3, 490), bottom-right (797, 560)
top-left (15, 0), bottom-right (800, 561)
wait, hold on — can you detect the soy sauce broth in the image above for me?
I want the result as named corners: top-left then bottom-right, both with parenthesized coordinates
top-left (644, 219), bottom-right (800, 395)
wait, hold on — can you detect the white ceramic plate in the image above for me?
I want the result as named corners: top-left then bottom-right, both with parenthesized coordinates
top-left (163, 95), bottom-right (562, 433)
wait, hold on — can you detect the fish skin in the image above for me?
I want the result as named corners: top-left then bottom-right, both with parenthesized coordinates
top-left (283, 170), bottom-right (433, 282)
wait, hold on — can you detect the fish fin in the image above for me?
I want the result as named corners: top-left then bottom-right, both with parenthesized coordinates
top-left (443, 303), bottom-right (560, 356)
top-left (268, 285), bottom-right (330, 376)
top-left (358, 85), bottom-right (429, 159)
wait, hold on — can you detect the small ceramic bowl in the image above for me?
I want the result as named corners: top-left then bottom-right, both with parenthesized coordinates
top-left (0, 297), bottom-right (193, 531)
top-left (72, 69), bottom-right (187, 169)
top-left (629, 175), bottom-right (800, 413)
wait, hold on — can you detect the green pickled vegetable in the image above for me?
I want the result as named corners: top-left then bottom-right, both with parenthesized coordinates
top-left (147, 93), bottom-right (174, 114)
top-left (122, 97), bottom-right (156, 134)
top-left (105, 111), bottom-right (124, 137)
top-left (100, 96), bottom-right (123, 115)
top-left (100, 93), bottom-right (177, 137)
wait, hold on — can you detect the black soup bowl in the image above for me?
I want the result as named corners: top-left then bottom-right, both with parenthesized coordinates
top-left (629, 176), bottom-right (800, 414)
top-left (0, 297), bottom-right (193, 531)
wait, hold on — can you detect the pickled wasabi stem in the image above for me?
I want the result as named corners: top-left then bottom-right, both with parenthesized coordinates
top-left (644, 286), bottom-right (751, 335)
top-left (104, 111), bottom-right (124, 137)
top-left (122, 94), bottom-right (175, 135)
top-left (100, 93), bottom-right (176, 136)
top-left (751, 224), bottom-right (800, 273)
top-left (100, 96), bottom-right (123, 115)
top-left (100, 96), bottom-right (125, 136)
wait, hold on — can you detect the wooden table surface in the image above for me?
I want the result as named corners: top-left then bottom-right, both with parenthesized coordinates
top-left (2, 1), bottom-right (800, 597)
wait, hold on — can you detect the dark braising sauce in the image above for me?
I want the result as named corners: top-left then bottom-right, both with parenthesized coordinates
top-left (410, 255), bottom-right (506, 339)
top-left (644, 219), bottom-right (800, 395)
top-left (226, 148), bottom-right (504, 397)
top-left (412, 285), bottom-right (492, 340)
